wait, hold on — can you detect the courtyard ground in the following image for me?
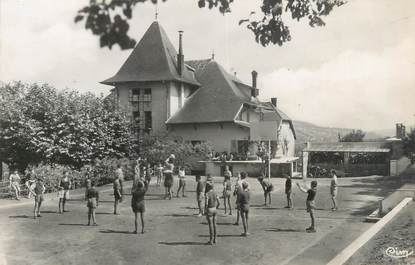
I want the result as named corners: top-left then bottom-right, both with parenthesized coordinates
top-left (0, 175), bottom-right (409, 265)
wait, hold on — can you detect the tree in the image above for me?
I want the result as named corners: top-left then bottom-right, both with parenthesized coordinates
top-left (0, 82), bottom-right (131, 170)
top-left (339, 129), bottom-right (366, 142)
top-left (136, 133), bottom-right (213, 172)
top-left (74, 0), bottom-right (346, 50)
top-left (402, 128), bottom-right (415, 163)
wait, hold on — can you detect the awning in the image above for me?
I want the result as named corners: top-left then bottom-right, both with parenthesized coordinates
top-left (303, 142), bottom-right (390, 153)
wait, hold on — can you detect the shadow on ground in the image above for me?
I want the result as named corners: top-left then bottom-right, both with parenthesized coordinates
top-left (100, 229), bottom-right (135, 234)
top-left (158, 241), bottom-right (207, 246)
top-left (9, 215), bottom-right (32, 219)
top-left (265, 228), bottom-right (304, 232)
top-left (59, 223), bottom-right (87, 226)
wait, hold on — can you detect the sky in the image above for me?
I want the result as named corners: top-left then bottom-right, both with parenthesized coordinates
top-left (1, 0), bottom-right (414, 131)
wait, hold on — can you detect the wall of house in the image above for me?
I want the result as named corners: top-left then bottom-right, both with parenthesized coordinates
top-left (168, 123), bottom-right (250, 152)
top-left (115, 81), bottom-right (197, 134)
top-left (168, 82), bottom-right (180, 120)
top-left (276, 121), bottom-right (295, 157)
top-left (115, 81), bottom-right (169, 134)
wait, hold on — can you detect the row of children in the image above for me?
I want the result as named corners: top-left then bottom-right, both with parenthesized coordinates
top-left (194, 171), bottom-right (251, 244)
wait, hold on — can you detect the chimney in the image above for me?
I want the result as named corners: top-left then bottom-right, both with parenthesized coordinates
top-left (177, 30), bottom-right (184, 76)
top-left (271, 97), bottom-right (277, 108)
top-left (396, 123), bottom-right (406, 139)
top-left (251, 70), bottom-right (259, 97)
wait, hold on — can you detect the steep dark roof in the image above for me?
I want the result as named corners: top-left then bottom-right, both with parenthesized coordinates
top-left (101, 22), bottom-right (199, 86)
top-left (166, 60), bottom-right (246, 124)
top-left (264, 102), bottom-right (296, 139)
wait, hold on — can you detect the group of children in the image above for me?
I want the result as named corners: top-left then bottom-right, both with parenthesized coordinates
top-left (196, 167), bottom-right (340, 241)
top-left (19, 154), bottom-right (340, 244)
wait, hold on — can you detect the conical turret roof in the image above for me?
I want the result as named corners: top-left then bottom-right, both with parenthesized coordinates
top-left (101, 22), bottom-right (199, 86)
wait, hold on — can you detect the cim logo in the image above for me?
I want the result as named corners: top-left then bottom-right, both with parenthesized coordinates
top-left (385, 247), bottom-right (414, 259)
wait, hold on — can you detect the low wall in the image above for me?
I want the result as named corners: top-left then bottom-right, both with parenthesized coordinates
top-left (380, 185), bottom-right (415, 215)
top-left (309, 162), bottom-right (389, 177)
top-left (204, 161), bottom-right (291, 178)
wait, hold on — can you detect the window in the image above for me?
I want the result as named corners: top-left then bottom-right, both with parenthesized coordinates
top-left (190, 140), bottom-right (202, 146)
top-left (132, 89), bottom-right (140, 102)
top-left (237, 140), bottom-right (249, 155)
top-left (144, 88), bottom-right (152, 101)
top-left (133, 111), bottom-right (140, 122)
top-left (144, 111), bottom-right (152, 132)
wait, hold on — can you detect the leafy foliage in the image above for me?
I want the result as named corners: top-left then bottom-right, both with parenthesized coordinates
top-left (23, 158), bottom-right (135, 193)
top-left (75, 0), bottom-right (346, 49)
top-left (402, 128), bottom-right (415, 162)
top-left (0, 82), bottom-right (131, 170)
top-left (339, 129), bottom-right (366, 142)
top-left (136, 134), bottom-right (213, 172)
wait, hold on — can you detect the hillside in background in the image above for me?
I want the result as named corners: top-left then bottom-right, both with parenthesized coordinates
top-left (293, 120), bottom-right (393, 152)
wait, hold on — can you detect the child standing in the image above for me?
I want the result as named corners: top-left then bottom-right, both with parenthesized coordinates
top-left (145, 163), bottom-right (153, 186)
top-left (176, 167), bottom-right (186, 197)
top-left (204, 181), bottom-right (220, 245)
top-left (296, 180), bottom-right (318, 232)
top-left (9, 170), bottom-right (21, 200)
top-left (31, 177), bottom-right (45, 219)
top-left (156, 163), bottom-right (163, 186)
top-left (58, 171), bottom-right (71, 213)
top-left (86, 182), bottom-right (99, 226)
top-left (131, 180), bottom-right (148, 234)
top-left (330, 169), bottom-right (338, 211)
top-left (113, 173), bottom-right (123, 215)
top-left (163, 155), bottom-right (175, 200)
top-left (195, 175), bottom-right (204, 216)
top-left (285, 174), bottom-right (293, 209)
top-left (223, 175), bottom-right (232, 215)
top-left (257, 175), bottom-right (273, 206)
top-left (239, 182), bottom-right (250, 236)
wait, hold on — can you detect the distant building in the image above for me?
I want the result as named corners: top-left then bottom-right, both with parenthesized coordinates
top-left (302, 123), bottom-right (411, 177)
top-left (102, 22), bottom-right (297, 175)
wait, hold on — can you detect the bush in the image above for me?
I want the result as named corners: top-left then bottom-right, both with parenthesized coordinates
top-left (137, 134), bottom-right (213, 174)
top-left (25, 158), bottom-right (135, 193)
top-left (83, 157), bottom-right (135, 186)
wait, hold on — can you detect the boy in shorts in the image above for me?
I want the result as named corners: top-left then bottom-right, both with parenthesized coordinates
top-left (204, 181), bottom-right (220, 245)
top-left (285, 174), bottom-right (293, 209)
top-left (296, 180), bottom-right (318, 232)
top-left (239, 182), bottom-right (250, 236)
top-left (257, 175), bottom-right (273, 206)
top-left (330, 169), bottom-right (338, 211)
top-left (113, 172), bottom-right (123, 215)
top-left (176, 166), bottom-right (186, 198)
top-left (163, 156), bottom-right (175, 200)
top-left (145, 163), bottom-right (153, 186)
top-left (223, 175), bottom-right (232, 215)
top-left (9, 170), bottom-right (21, 200)
top-left (131, 180), bottom-right (148, 234)
top-left (31, 177), bottom-right (45, 219)
top-left (156, 163), bottom-right (163, 186)
top-left (86, 182), bottom-right (99, 226)
top-left (195, 175), bottom-right (204, 216)
top-left (58, 171), bottom-right (71, 213)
